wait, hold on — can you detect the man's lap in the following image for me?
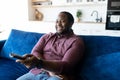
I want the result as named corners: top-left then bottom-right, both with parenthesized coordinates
top-left (16, 71), bottom-right (61, 80)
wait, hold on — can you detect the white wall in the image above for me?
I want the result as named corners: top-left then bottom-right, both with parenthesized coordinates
top-left (0, 0), bottom-right (120, 40)
top-left (0, 0), bottom-right (28, 26)
top-left (0, 0), bottom-right (29, 39)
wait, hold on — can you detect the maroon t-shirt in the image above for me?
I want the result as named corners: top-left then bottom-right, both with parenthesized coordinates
top-left (31, 32), bottom-right (84, 74)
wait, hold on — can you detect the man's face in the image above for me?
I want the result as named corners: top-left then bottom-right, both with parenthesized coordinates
top-left (55, 13), bottom-right (72, 34)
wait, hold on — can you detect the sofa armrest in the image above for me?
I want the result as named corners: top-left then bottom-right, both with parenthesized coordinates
top-left (0, 40), bottom-right (6, 51)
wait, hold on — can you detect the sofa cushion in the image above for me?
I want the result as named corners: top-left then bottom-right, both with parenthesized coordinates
top-left (0, 29), bottom-right (44, 60)
top-left (0, 57), bottom-right (29, 80)
top-left (79, 52), bottom-right (120, 80)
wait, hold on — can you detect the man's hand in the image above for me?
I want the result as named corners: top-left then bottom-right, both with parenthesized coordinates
top-left (16, 54), bottom-right (40, 68)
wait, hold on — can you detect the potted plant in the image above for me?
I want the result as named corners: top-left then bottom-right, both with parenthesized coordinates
top-left (76, 9), bottom-right (82, 22)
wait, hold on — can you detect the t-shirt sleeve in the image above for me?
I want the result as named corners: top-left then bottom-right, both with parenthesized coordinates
top-left (31, 33), bottom-right (52, 57)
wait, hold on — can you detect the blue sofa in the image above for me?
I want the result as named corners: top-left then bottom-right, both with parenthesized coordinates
top-left (0, 29), bottom-right (120, 80)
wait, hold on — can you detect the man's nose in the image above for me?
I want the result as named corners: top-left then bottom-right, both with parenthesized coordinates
top-left (57, 22), bottom-right (62, 26)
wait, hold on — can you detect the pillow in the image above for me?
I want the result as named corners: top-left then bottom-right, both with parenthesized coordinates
top-left (0, 29), bottom-right (44, 60)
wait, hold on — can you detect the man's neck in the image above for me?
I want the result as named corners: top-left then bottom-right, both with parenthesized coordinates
top-left (56, 29), bottom-right (74, 37)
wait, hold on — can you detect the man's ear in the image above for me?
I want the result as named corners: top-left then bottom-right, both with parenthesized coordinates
top-left (69, 22), bottom-right (73, 27)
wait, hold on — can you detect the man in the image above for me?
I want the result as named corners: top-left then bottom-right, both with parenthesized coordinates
top-left (16, 11), bottom-right (85, 80)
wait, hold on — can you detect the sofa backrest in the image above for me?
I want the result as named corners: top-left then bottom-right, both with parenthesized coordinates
top-left (81, 35), bottom-right (120, 57)
top-left (0, 40), bottom-right (6, 51)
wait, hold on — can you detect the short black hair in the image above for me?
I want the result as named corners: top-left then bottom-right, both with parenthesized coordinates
top-left (60, 11), bottom-right (74, 24)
